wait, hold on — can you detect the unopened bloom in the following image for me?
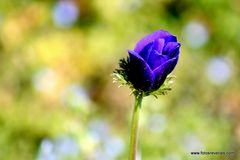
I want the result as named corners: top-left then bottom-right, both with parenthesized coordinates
top-left (128, 30), bottom-right (181, 92)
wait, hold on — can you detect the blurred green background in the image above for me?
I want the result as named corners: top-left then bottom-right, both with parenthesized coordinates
top-left (0, 0), bottom-right (240, 159)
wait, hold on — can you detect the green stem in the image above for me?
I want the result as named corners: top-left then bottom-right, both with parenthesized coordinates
top-left (129, 93), bottom-right (143, 160)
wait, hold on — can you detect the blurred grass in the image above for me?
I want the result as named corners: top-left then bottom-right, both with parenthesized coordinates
top-left (0, 0), bottom-right (240, 159)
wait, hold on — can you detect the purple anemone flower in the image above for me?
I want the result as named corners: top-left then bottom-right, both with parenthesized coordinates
top-left (128, 30), bottom-right (181, 92)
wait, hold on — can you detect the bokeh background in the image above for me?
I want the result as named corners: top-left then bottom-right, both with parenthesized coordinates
top-left (0, 0), bottom-right (240, 159)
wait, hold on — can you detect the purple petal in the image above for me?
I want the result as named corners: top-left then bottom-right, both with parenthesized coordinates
top-left (163, 42), bottom-right (181, 57)
top-left (128, 50), bottom-right (155, 91)
top-left (152, 57), bottom-right (178, 90)
top-left (139, 42), bottom-right (154, 61)
top-left (152, 39), bottom-right (165, 53)
top-left (164, 36), bottom-right (177, 43)
top-left (148, 50), bottom-right (168, 70)
top-left (134, 30), bottom-right (177, 53)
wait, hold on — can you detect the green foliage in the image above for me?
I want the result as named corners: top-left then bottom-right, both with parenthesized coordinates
top-left (0, 0), bottom-right (240, 159)
top-left (113, 57), bottom-right (131, 87)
